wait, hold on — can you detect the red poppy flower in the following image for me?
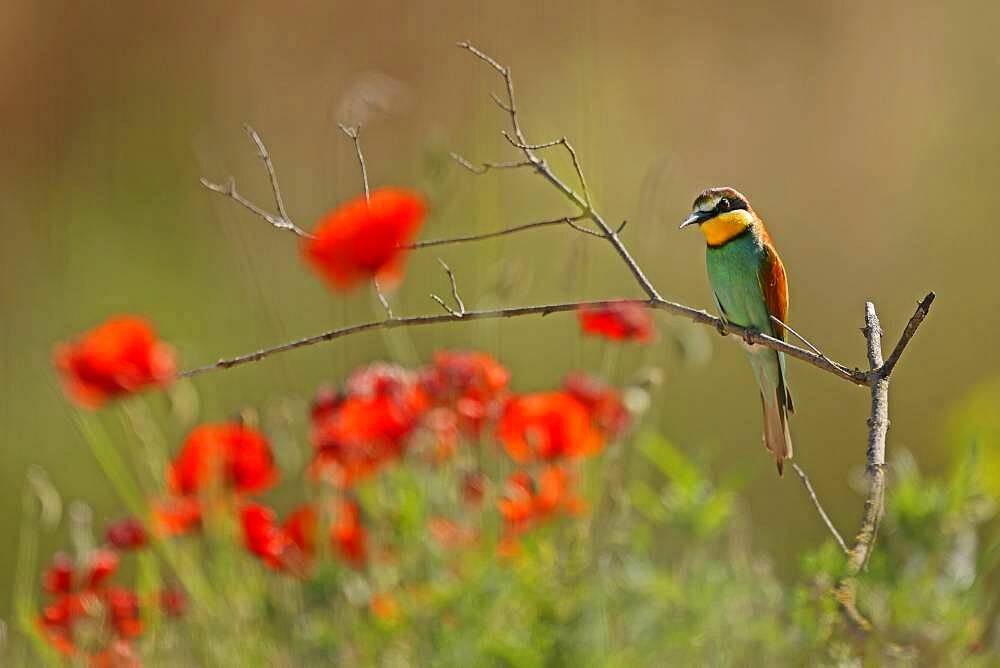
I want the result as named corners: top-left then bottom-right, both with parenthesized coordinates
top-left (332, 499), bottom-right (367, 565)
top-left (240, 503), bottom-right (288, 569)
top-left (151, 496), bottom-right (203, 535)
top-left (419, 351), bottom-right (510, 435)
top-left (53, 316), bottom-right (176, 408)
top-left (105, 517), bottom-right (148, 551)
top-left (497, 392), bottom-right (604, 462)
top-left (106, 587), bottom-right (143, 638)
top-left (310, 365), bottom-right (428, 486)
top-left (37, 549), bottom-right (145, 661)
top-left (283, 504), bottom-right (318, 557)
top-left (85, 548), bottom-right (120, 589)
top-left (563, 373), bottom-right (631, 440)
top-left (44, 553), bottom-right (75, 595)
top-left (578, 301), bottom-right (655, 342)
top-left (498, 471), bottom-right (536, 527)
top-left (169, 423), bottom-right (276, 496)
top-left (534, 465), bottom-right (587, 517)
top-left (302, 188), bottom-right (427, 290)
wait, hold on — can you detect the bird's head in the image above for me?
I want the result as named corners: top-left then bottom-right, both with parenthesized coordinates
top-left (679, 187), bottom-right (758, 246)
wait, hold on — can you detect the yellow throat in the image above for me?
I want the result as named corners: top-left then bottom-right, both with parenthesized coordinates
top-left (700, 209), bottom-right (754, 246)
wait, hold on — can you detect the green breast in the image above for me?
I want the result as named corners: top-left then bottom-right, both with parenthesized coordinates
top-left (705, 231), bottom-right (774, 336)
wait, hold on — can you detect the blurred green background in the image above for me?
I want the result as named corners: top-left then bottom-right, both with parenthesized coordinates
top-left (2, 0), bottom-right (997, 619)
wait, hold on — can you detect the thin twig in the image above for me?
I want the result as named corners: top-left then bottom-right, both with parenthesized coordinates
top-left (201, 127), bottom-right (313, 239)
top-left (441, 259), bottom-right (465, 314)
top-left (501, 132), bottom-right (592, 207)
top-left (455, 41), bottom-right (662, 301)
top-left (429, 260), bottom-right (465, 317)
top-left (338, 124), bottom-right (370, 203)
top-left (791, 463), bottom-right (848, 554)
top-left (877, 291), bottom-right (936, 378)
top-left (406, 215), bottom-right (588, 249)
top-left (245, 125), bottom-right (291, 223)
top-left (449, 152), bottom-right (534, 175)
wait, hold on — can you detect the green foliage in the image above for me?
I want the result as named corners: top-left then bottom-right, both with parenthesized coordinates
top-left (10, 395), bottom-right (1000, 666)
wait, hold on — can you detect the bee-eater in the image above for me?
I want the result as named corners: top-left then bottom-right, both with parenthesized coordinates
top-left (680, 187), bottom-right (793, 475)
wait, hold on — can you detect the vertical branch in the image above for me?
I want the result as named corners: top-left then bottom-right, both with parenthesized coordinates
top-left (837, 301), bottom-right (891, 631)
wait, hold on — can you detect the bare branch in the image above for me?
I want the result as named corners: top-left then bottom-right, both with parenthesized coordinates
top-left (449, 152), bottom-right (533, 175)
top-left (406, 215), bottom-right (588, 249)
top-left (456, 41), bottom-right (662, 301)
top-left (791, 463), bottom-right (848, 555)
top-left (179, 297), bottom-right (869, 383)
top-left (429, 260), bottom-right (465, 317)
top-left (877, 291), bottom-right (936, 378)
top-left (565, 218), bottom-right (610, 238)
top-left (245, 125), bottom-right (291, 223)
top-left (836, 301), bottom-right (892, 632)
top-left (441, 259), bottom-right (465, 315)
top-left (501, 132), bottom-right (592, 207)
top-left (201, 127), bottom-right (313, 239)
top-left (338, 123), bottom-right (370, 203)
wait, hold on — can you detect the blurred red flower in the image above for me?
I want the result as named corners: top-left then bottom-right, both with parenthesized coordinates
top-left (283, 504), bottom-right (318, 557)
top-left (43, 553), bottom-right (75, 595)
top-left (311, 365), bottom-right (429, 486)
top-left (85, 548), bottom-right (120, 589)
top-left (497, 392), bottom-right (604, 462)
top-left (151, 496), bottom-right (203, 535)
top-left (534, 465), bottom-right (587, 517)
top-left (332, 499), bottom-right (367, 565)
top-left (419, 351), bottom-right (510, 435)
top-left (240, 503), bottom-right (289, 570)
top-left (302, 188), bottom-right (427, 290)
top-left (106, 587), bottom-right (143, 638)
top-left (105, 517), bottom-right (148, 551)
top-left (578, 301), bottom-right (655, 342)
top-left (169, 423), bottom-right (276, 496)
top-left (498, 466), bottom-right (586, 554)
top-left (37, 549), bottom-right (144, 661)
top-left (53, 316), bottom-right (176, 408)
top-left (563, 373), bottom-right (631, 440)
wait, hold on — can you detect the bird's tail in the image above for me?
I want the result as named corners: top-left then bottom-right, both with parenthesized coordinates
top-left (760, 390), bottom-right (793, 476)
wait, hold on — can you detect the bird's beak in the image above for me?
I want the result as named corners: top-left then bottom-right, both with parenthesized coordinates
top-left (679, 211), bottom-right (711, 229)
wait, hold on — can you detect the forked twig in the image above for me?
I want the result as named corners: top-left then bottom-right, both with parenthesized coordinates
top-left (430, 259), bottom-right (465, 317)
top-left (201, 126), bottom-right (313, 239)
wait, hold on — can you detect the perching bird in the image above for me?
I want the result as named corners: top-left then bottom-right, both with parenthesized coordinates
top-left (680, 187), bottom-right (793, 475)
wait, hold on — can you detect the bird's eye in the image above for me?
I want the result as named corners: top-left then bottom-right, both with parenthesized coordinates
top-left (718, 197), bottom-right (731, 211)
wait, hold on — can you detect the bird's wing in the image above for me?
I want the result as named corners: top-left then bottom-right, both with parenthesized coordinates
top-left (757, 240), bottom-right (793, 413)
top-left (757, 241), bottom-right (789, 341)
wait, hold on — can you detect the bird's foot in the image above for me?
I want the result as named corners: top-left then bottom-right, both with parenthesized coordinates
top-left (742, 326), bottom-right (760, 346)
top-left (715, 319), bottom-right (729, 337)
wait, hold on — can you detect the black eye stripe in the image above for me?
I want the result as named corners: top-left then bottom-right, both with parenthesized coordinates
top-left (714, 197), bottom-right (747, 215)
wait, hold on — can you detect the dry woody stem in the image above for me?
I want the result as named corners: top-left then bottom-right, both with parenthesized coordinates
top-left (190, 43), bottom-right (938, 635)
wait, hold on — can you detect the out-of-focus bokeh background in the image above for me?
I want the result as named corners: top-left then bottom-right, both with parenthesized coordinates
top-left (1, 0), bottom-right (996, 619)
